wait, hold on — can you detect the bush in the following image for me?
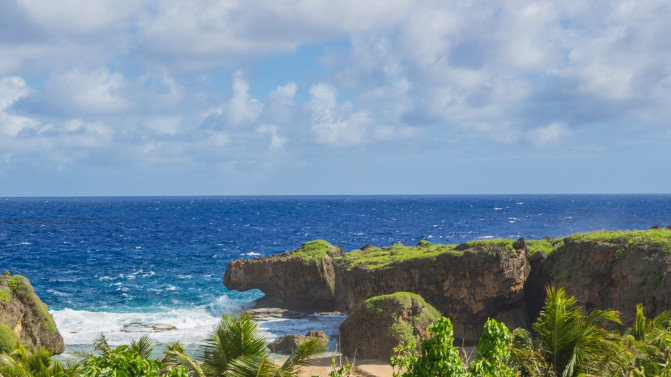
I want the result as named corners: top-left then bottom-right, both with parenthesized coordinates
top-left (0, 324), bottom-right (19, 354)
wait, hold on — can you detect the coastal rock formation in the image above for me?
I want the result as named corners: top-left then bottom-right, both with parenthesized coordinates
top-left (224, 228), bottom-right (671, 346)
top-left (334, 241), bottom-right (530, 343)
top-left (226, 240), bottom-right (530, 343)
top-left (339, 292), bottom-right (440, 360)
top-left (538, 231), bottom-right (671, 325)
top-left (0, 274), bottom-right (65, 354)
top-left (224, 240), bottom-right (343, 312)
top-left (267, 330), bottom-right (329, 354)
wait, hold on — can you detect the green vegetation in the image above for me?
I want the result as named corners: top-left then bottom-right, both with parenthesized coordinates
top-left (526, 238), bottom-right (564, 256)
top-left (339, 242), bottom-right (459, 270)
top-left (457, 239), bottom-right (516, 254)
top-left (569, 228), bottom-right (671, 255)
top-left (3, 275), bottom-right (58, 334)
top-left (1, 313), bottom-right (323, 377)
top-left (0, 324), bottom-right (19, 354)
top-left (0, 289), bottom-right (11, 302)
top-left (290, 240), bottom-right (334, 264)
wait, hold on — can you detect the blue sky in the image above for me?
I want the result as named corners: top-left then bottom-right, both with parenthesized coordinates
top-left (1, 0), bottom-right (670, 196)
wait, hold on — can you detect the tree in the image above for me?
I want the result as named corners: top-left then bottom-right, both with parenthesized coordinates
top-left (530, 285), bottom-right (623, 377)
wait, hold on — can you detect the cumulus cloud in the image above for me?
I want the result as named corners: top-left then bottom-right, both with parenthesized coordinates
top-left (0, 76), bottom-right (38, 137)
top-left (306, 84), bottom-right (370, 146)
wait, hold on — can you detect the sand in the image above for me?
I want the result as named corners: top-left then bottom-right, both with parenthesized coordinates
top-left (272, 354), bottom-right (394, 377)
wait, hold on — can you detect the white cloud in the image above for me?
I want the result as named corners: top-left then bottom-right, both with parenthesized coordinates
top-left (43, 69), bottom-right (131, 114)
top-left (227, 72), bottom-right (263, 127)
top-left (17, 0), bottom-right (142, 35)
top-left (525, 122), bottom-right (572, 147)
top-left (257, 124), bottom-right (287, 150)
top-left (0, 76), bottom-right (38, 137)
top-left (306, 84), bottom-right (369, 146)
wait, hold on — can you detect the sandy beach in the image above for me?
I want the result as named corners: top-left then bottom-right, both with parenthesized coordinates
top-left (272, 354), bottom-right (394, 377)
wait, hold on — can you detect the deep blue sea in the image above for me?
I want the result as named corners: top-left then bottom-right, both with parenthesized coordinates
top-left (1, 195), bottom-right (670, 355)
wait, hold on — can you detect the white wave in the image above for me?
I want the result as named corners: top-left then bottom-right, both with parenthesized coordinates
top-left (51, 295), bottom-right (249, 354)
top-left (20, 242), bottom-right (32, 245)
top-left (478, 235), bottom-right (495, 239)
top-left (244, 252), bottom-right (261, 256)
top-left (493, 207), bottom-right (503, 211)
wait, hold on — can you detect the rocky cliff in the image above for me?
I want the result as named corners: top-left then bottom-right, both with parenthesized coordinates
top-left (224, 240), bottom-right (343, 312)
top-left (224, 228), bottom-right (671, 343)
top-left (529, 229), bottom-right (671, 325)
top-left (0, 273), bottom-right (65, 354)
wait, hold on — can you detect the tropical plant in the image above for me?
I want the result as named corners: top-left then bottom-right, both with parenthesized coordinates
top-left (467, 319), bottom-right (515, 377)
top-left (621, 303), bottom-right (671, 376)
top-left (166, 313), bottom-right (324, 377)
top-left (0, 343), bottom-right (80, 377)
top-left (517, 285), bottom-right (624, 377)
top-left (392, 317), bottom-right (467, 377)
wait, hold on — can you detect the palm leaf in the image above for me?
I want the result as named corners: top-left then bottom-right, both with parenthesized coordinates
top-left (164, 341), bottom-right (206, 377)
top-left (279, 338), bottom-right (325, 375)
top-left (130, 334), bottom-right (155, 359)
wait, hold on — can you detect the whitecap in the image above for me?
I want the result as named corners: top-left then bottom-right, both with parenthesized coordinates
top-left (493, 208), bottom-right (503, 211)
top-left (478, 236), bottom-right (495, 239)
top-left (245, 252), bottom-right (261, 257)
top-left (20, 242), bottom-right (32, 245)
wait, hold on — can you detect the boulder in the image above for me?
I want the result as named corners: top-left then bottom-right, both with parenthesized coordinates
top-left (224, 240), bottom-right (343, 312)
top-left (0, 274), bottom-right (65, 354)
top-left (339, 292), bottom-right (440, 360)
top-left (267, 330), bottom-right (329, 354)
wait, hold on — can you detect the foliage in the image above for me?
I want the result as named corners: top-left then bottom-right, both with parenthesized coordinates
top-left (0, 288), bottom-right (11, 302)
top-left (339, 242), bottom-right (461, 270)
top-left (621, 303), bottom-right (671, 376)
top-left (0, 324), bottom-right (20, 354)
top-left (4, 274), bottom-right (58, 334)
top-left (394, 317), bottom-right (467, 377)
top-left (531, 286), bottom-right (624, 376)
top-left (569, 228), bottom-right (671, 255)
top-left (526, 239), bottom-right (564, 256)
top-left (467, 319), bottom-right (515, 377)
top-left (327, 356), bottom-right (352, 377)
top-left (0, 342), bottom-right (80, 377)
top-left (81, 342), bottom-right (188, 377)
top-left (291, 240), bottom-right (334, 264)
top-left (171, 313), bottom-right (324, 377)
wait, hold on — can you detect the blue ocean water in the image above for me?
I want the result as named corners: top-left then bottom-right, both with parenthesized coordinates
top-left (1, 195), bottom-right (670, 354)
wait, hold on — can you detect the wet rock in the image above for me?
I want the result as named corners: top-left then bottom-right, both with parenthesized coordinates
top-left (267, 330), bottom-right (329, 354)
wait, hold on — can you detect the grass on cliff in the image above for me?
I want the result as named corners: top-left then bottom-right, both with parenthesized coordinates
top-left (568, 228), bottom-right (671, 255)
top-left (4, 275), bottom-right (58, 334)
top-left (526, 239), bottom-right (565, 256)
top-left (339, 239), bottom-right (519, 270)
top-left (291, 240), bottom-right (334, 264)
top-left (0, 324), bottom-right (19, 354)
top-left (339, 241), bottom-right (458, 270)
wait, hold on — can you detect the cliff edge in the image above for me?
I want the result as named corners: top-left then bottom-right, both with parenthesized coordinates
top-left (224, 240), bottom-right (343, 312)
top-left (0, 273), bottom-right (65, 354)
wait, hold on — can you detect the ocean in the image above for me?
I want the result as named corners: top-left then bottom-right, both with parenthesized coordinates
top-left (1, 195), bottom-right (670, 356)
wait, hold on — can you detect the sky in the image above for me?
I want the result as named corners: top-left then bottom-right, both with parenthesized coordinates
top-left (0, 0), bottom-right (670, 196)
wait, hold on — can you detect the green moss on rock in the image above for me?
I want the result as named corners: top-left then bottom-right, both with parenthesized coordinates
top-left (4, 274), bottom-right (58, 334)
top-left (290, 239), bottom-right (335, 264)
top-left (339, 292), bottom-right (441, 359)
top-left (0, 324), bottom-right (19, 354)
top-left (527, 239), bottom-right (564, 256)
top-left (568, 228), bottom-right (671, 255)
top-left (339, 242), bottom-right (460, 270)
top-left (0, 289), bottom-right (11, 302)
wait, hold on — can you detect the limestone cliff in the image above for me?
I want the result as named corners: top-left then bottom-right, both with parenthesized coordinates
top-left (530, 229), bottom-right (671, 326)
top-left (334, 240), bottom-right (530, 343)
top-left (224, 228), bottom-right (671, 344)
top-left (225, 239), bottom-right (530, 343)
top-left (0, 274), bottom-right (65, 354)
top-left (224, 240), bottom-right (343, 312)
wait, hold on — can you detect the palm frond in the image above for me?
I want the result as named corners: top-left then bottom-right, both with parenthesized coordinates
top-left (130, 334), bottom-right (155, 359)
top-left (164, 341), bottom-right (205, 377)
top-left (280, 338), bottom-right (325, 375)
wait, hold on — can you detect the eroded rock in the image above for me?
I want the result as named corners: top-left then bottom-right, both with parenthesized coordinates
top-left (339, 292), bottom-right (440, 360)
top-left (0, 274), bottom-right (65, 354)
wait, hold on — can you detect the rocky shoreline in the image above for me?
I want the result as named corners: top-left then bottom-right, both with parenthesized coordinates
top-left (225, 229), bottom-right (671, 346)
